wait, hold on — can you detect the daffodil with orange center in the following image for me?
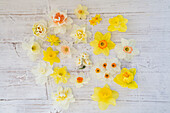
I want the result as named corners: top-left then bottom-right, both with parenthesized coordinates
top-left (90, 32), bottom-right (116, 56)
top-left (50, 66), bottom-right (70, 84)
top-left (114, 68), bottom-right (138, 89)
top-left (91, 84), bottom-right (119, 110)
top-left (43, 47), bottom-right (60, 65)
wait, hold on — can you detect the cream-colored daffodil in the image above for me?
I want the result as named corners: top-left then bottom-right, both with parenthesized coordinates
top-left (22, 36), bottom-right (42, 61)
top-left (114, 68), bottom-right (138, 89)
top-left (76, 53), bottom-right (92, 69)
top-left (74, 4), bottom-right (89, 19)
top-left (48, 10), bottom-right (73, 34)
top-left (52, 86), bottom-right (75, 110)
top-left (70, 72), bottom-right (90, 88)
top-left (115, 38), bottom-right (139, 62)
top-left (32, 20), bottom-right (47, 40)
top-left (70, 24), bottom-right (91, 44)
top-left (31, 61), bottom-right (53, 85)
top-left (90, 32), bottom-right (116, 56)
top-left (50, 66), bottom-right (70, 84)
top-left (91, 84), bottom-right (119, 110)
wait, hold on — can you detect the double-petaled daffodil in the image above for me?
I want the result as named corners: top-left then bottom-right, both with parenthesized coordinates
top-left (89, 14), bottom-right (102, 26)
top-left (70, 24), bottom-right (91, 43)
top-left (115, 38), bottom-right (139, 62)
top-left (32, 20), bottom-right (47, 40)
top-left (74, 4), bottom-right (89, 19)
top-left (50, 66), bottom-right (70, 84)
top-left (91, 58), bottom-right (121, 82)
top-left (90, 32), bottom-right (116, 56)
top-left (108, 15), bottom-right (128, 32)
top-left (43, 47), bottom-right (60, 65)
top-left (31, 61), bottom-right (53, 85)
top-left (91, 84), bottom-right (119, 110)
top-left (56, 40), bottom-right (77, 59)
top-left (46, 35), bottom-right (60, 46)
top-left (48, 10), bottom-right (73, 34)
top-left (52, 86), bottom-right (75, 110)
top-left (76, 53), bottom-right (92, 69)
top-left (70, 72), bottom-right (90, 88)
top-left (114, 68), bottom-right (138, 89)
top-left (22, 36), bottom-right (42, 61)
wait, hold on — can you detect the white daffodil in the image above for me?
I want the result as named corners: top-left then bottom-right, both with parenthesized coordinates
top-left (70, 72), bottom-right (90, 88)
top-left (76, 53), bottom-right (92, 69)
top-left (91, 58), bottom-right (121, 82)
top-left (115, 38), bottom-right (140, 62)
top-left (70, 24), bottom-right (91, 43)
top-left (56, 40), bottom-right (77, 59)
top-left (31, 61), bottom-right (53, 85)
top-left (32, 20), bottom-right (47, 40)
top-left (52, 86), bottom-right (75, 110)
top-left (74, 4), bottom-right (89, 19)
top-left (22, 36), bottom-right (42, 61)
top-left (48, 10), bottom-right (73, 34)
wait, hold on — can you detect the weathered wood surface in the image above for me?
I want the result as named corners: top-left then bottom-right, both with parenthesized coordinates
top-left (0, 0), bottom-right (170, 113)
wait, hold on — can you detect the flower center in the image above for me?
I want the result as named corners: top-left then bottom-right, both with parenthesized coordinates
top-left (123, 72), bottom-right (130, 78)
top-left (98, 40), bottom-right (107, 49)
top-left (95, 68), bottom-right (100, 73)
top-left (48, 51), bottom-right (56, 59)
top-left (52, 12), bottom-right (66, 24)
top-left (39, 67), bottom-right (46, 74)
top-left (105, 74), bottom-right (110, 78)
top-left (61, 46), bottom-right (70, 55)
top-left (111, 63), bottom-right (116, 68)
top-left (76, 30), bottom-right (85, 39)
top-left (59, 72), bottom-right (63, 76)
top-left (99, 88), bottom-right (112, 99)
top-left (31, 45), bottom-right (36, 51)
top-left (103, 63), bottom-right (107, 68)
top-left (77, 77), bottom-right (83, 83)
top-left (56, 92), bottom-right (67, 101)
top-left (123, 46), bottom-right (133, 54)
top-left (78, 10), bottom-right (84, 14)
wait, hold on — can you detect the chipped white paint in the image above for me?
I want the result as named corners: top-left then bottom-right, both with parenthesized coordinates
top-left (0, 0), bottom-right (170, 113)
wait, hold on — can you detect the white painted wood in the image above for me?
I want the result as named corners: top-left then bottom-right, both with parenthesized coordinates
top-left (0, 0), bottom-right (170, 113)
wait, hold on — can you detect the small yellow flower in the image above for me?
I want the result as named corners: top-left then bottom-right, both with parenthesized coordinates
top-left (43, 47), bottom-right (60, 65)
top-left (74, 4), bottom-right (89, 19)
top-left (89, 19), bottom-right (97, 26)
top-left (93, 14), bottom-right (102, 23)
top-left (46, 35), bottom-right (60, 46)
top-left (50, 66), bottom-right (70, 84)
top-left (90, 32), bottom-right (116, 56)
top-left (91, 84), bottom-right (119, 110)
top-left (108, 15), bottom-right (128, 32)
top-left (114, 68), bottom-right (138, 89)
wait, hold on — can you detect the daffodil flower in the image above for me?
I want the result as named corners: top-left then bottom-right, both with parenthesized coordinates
top-left (52, 86), bottom-right (75, 110)
top-left (50, 66), bottom-right (70, 84)
top-left (22, 36), bottom-right (42, 61)
top-left (70, 24), bottom-right (91, 44)
top-left (31, 61), bottom-right (53, 85)
top-left (90, 32), bottom-right (116, 56)
top-left (115, 38), bottom-right (139, 62)
top-left (74, 4), bottom-right (89, 19)
top-left (89, 14), bottom-right (102, 26)
top-left (46, 34), bottom-right (60, 46)
top-left (114, 68), bottom-right (138, 89)
top-left (91, 84), bottom-right (119, 110)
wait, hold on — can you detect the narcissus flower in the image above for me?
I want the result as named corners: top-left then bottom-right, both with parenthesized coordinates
top-left (115, 38), bottom-right (139, 62)
top-left (70, 72), bottom-right (90, 88)
top-left (74, 4), bottom-right (89, 19)
top-left (114, 68), bottom-right (138, 89)
top-left (22, 36), bottom-right (42, 61)
top-left (108, 15), bottom-right (128, 32)
top-left (46, 35), bottom-right (60, 46)
top-left (90, 32), bottom-right (116, 56)
top-left (70, 24), bottom-right (91, 43)
top-left (76, 53), bottom-right (92, 69)
top-left (31, 61), bottom-right (53, 85)
top-left (56, 40), bottom-right (77, 59)
top-left (91, 58), bottom-right (121, 82)
top-left (32, 20), bottom-right (47, 40)
top-left (50, 66), bottom-right (70, 84)
top-left (52, 86), bottom-right (75, 110)
top-left (48, 10), bottom-right (73, 34)
top-left (93, 14), bottom-right (102, 23)
top-left (91, 84), bottom-right (119, 110)
top-left (43, 47), bottom-right (60, 65)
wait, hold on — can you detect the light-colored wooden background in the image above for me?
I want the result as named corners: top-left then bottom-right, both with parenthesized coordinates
top-left (0, 0), bottom-right (170, 113)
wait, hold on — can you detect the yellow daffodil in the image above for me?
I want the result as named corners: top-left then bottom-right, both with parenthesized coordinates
top-left (90, 32), bottom-right (116, 56)
top-left (46, 35), bottom-right (60, 46)
top-left (114, 68), bottom-right (138, 89)
top-left (91, 84), bottom-right (119, 110)
top-left (74, 4), bottom-right (89, 19)
top-left (93, 14), bottom-right (102, 23)
top-left (50, 66), bottom-right (70, 84)
top-left (108, 15), bottom-right (128, 32)
top-left (89, 19), bottom-right (97, 26)
top-left (43, 47), bottom-right (60, 65)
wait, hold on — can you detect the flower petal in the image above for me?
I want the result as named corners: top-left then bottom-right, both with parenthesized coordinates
top-left (93, 47), bottom-right (102, 55)
top-left (129, 68), bottom-right (136, 76)
top-left (90, 40), bottom-right (98, 47)
top-left (107, 41), bottom-right (116, 50)
top-left (102, 47), bottom-right (110, 56)
top-left (128, 81), bottom-right (138, 89)
top-left (108, 25), bottom-right (118, 32)
top-left (118, 24), bottom-right (127, 32)
top-left (102, 32), bottom-right (111, 41)
top-left (94, 32), bottom-right (103, 41)
top-left (98, 102), bottom-right (109, 110)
